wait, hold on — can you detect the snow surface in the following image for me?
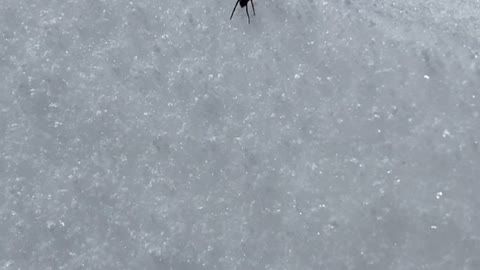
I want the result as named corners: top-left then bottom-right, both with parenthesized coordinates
top-left (1, 0), bottom-right (480, 269)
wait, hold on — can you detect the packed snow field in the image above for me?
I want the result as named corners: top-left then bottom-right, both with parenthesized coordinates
top-left (1, 0), bottom-right (480, 269)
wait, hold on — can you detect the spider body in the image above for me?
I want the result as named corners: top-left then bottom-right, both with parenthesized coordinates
top-left (239, 0), bottom-right (249, 7)
top-left (230, 0), bottom-right (256, 24)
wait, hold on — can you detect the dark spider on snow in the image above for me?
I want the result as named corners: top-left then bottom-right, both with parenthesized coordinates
top-left (230, 0), bottom-right (256, 24)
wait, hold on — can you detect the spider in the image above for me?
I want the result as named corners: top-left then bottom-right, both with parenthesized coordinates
top-left (230, 0), bottom-right (256, 24)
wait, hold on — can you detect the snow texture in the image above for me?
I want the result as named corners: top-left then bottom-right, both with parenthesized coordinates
top-left (1, 0), bottom-right (480, 269)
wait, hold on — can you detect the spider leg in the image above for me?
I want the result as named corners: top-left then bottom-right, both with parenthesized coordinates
top-left (246, 4), bottom-right (250, 24)
top-left (230, 0), bottom-right (240, 20)
top-left (251, 0), bottom-right (256, 16)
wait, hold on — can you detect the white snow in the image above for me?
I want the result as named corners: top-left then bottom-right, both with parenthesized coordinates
top-left (1, 0), bottom-right (480, 269)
